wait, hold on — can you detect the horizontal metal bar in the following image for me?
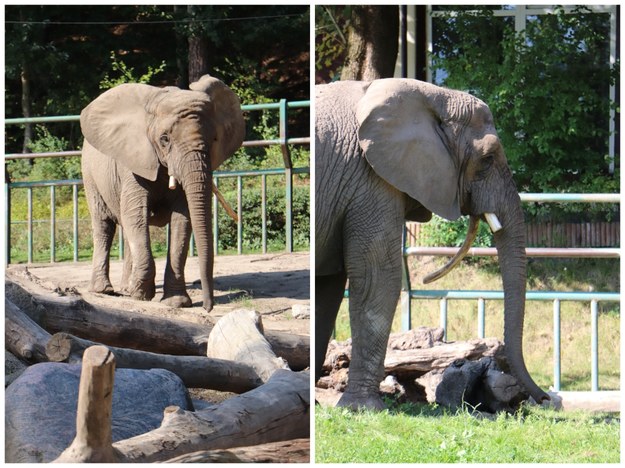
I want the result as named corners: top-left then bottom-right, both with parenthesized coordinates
top-left (405, 247), bottom-right (621, 258)
top-left (6, 138), bottom-right (310, 160)
top-left (9, 179), bottom-right (83, 188)
top-left (5, 151), bottom-right (82, 160)
top-left (242, 137), bottom-right (310, 148)
top-left (5, 101), bottom-right (311, 125)
top-left (520, 193), bottom-right (620, 203)
top-left (5, 115), bottom-right (81, 125)
top-left (408, 290), bottom-right (620, 302)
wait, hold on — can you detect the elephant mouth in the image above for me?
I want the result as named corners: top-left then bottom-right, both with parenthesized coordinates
top-left (423, 213), bottom-right (502, 283)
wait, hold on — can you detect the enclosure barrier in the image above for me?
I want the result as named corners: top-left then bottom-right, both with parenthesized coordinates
top-left (400, 193), bottom-right (620, 393)
top-left (5, 100), bottom-right (310, 263)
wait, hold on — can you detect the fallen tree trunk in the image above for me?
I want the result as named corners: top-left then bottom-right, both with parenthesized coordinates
top-left (206, 309), bottom-right (288, 382)
top-left (6, 269), bottom-right (309, 370)
top-left (322, 335), bottom-right (504, 381)
top-left (46, 332), bottom-right (262, 393)
top-left (5, 297), bottom-right (51, 363)
top-left (162, 438), bottom-right (310, 463)
top-left (52, 369), bottom-right (308, 463)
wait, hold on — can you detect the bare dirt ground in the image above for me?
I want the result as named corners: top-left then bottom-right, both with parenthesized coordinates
top-left (9, 251), bottom-right (310, 336)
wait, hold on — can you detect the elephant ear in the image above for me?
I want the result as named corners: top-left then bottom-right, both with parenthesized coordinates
top-left (80, 83), bottom-right (163, 181)
top-left (190, 75), bottom-right (245, 170)
top-left (356, 79), bottom-right (461, 221)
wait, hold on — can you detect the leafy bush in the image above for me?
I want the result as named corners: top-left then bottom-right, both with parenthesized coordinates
top-left (431, 6), bottom-right (619, 222)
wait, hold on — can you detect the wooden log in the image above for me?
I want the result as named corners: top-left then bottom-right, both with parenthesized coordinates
top-left (162, 438), bottom-right (310, 463)
top-left (206, 309), bottom-right (289, 382)
top-left (53, 346), bottom-right (122, 463)
top-left (5, 297), bottom-right (51, 363)
top-left (6, 269), bottom-right (309, 370)
top-left (46, 332), bottom-right (262, 393)
top-left (113, 369), bottom-right (310, 462)
top-left (323, 336), bottom-right (504, 381)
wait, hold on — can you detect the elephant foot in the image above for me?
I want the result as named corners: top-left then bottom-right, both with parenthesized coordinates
top-left (161, 293), bottom-right (192, 308)
top-left (127, 280), bottom-right (156, 302)
top-left (89, 277), bottom-right (115, 295)
top-left (337, 390), bottom-right (387, 412)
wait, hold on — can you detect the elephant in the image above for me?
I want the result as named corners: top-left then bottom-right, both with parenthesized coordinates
top-left (80, 75), bottom-right (245, 311)
top-left (315, 78), bottom-right (550, 410)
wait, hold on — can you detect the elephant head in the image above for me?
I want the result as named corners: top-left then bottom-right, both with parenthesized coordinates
top-left (356, 79), bottom-right (549, 403)
top-left (80, 75), bottom-right (245, 310)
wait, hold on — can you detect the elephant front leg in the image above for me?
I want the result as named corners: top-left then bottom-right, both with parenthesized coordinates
top-left (119, 192), bottom-right (156, 301)
top-left (161, 208), bottom-right (193, 308)
top-left (340, 215), bottom-right (404, 410)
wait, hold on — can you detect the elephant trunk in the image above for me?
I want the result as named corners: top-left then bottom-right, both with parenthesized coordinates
top-left (180, 152), bottom-right (214, 311)
top-left (493, 191), bottom-right (550, 403)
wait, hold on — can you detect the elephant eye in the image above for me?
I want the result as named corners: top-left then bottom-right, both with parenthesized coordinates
top-left (476, 153), bottom-right (495, 178)
top-left (159, 134), bottom-right (170, 148)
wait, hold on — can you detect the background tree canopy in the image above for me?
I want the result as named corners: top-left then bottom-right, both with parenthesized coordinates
top-left (5, 5), bottom-right (310, 158)
top-left (317, 6), bottom-right (619, 223)
top-left (431, 6), bottom-right (619, 222)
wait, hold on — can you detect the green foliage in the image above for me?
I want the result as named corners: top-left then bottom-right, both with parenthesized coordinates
top-left (100, 51), bottom-right (166, 89)
top-left (215, 184), bottom-right (309, 252)
top-left (316, 404), bottom-right (620, 463)
top-left (419, 215), bottom-right (493, 248)
top-left (431, 6), bottom-right (619, 222)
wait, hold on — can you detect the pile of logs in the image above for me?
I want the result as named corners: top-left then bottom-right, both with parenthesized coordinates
top-left (316, 326), bottom-right (529, 412)
top-left (5, 267), bottom-right (310, 463)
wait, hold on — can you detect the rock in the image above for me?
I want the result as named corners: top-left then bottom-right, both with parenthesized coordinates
top-left (291, 304), bottom-right (310, 319)
top-left (5, 350), bottom-right (28, 387)
top-left (388, 327), bottom-right (445, 350)
top-left (5, 362), bottom-right (193, 463)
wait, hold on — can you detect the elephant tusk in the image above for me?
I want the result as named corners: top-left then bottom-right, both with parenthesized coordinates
top-left (484, 212), bottom-right (503, 233)
top-left (168, 176), bottom-right (177, 190)
top-left (212, 184), bottom-right (239, 222)
top-left (423, 215), bottom-right (480, 284)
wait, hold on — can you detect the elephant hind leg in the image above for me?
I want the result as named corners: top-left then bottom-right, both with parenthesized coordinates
top-left (88, 216), bottom-right (116, 295)
top-left (315, 271), bottom-right (347, 382)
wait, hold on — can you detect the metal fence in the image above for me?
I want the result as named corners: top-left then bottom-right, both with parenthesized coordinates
top-left (400, 193), bottom-right (620, 392)
top-left (5, 100), bottom-right (310, 264)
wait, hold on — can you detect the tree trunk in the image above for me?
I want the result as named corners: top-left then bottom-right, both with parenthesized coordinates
top-left (187, 6), bottom-right (210, 84)
top-left (5, 297), bottom-right (51, 363)
top-left (206, 309), bottom-right (289, 382)
top-left (341, 6), bottom-right (399, 81)
top-left (162, 438), bottom-right (310, 463)
top-left (20, 63), bottom-right (33, 155)
top-left (46, 332), bottom-right (263, 393)
top-left (90, 369), bottom-right (308, 463)
top-left (6, 268), bottom-right (309, 370)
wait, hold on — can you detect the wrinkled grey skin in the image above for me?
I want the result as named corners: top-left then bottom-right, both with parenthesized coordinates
top-left (315, 79), bottom-right (549, 410)
top-left (81, 75), bottom-right (244, 311)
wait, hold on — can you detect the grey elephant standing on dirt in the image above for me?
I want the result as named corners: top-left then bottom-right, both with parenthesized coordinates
top-left (315, 78), bottom-right (549, 410)
top-left (81, 75), bottom-right (245, 311)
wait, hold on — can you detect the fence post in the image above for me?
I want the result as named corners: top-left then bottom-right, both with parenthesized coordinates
top-left (261, 174), bottom-right (267, 254)
top-left (212, 176), bottom-right (218, 256)
top-left (5, 178), bottom-right (11, 264)
top-left (73, 184), bottom-right (79, 262)
top-left (50, 185), bottom-right (56, 263)
top-left (237, 175), bottom-right (243, 255)
top-left (553, 299), bottom-right (561, 392)
top-left (591, 300), bottom-right (599, 391)
top-left (279, 99), bottom-right (294, 253)
top-left (440, 298), bottom-right (448, 341)
top-left (27, 187), bottom-right (33, 264)
top-left (477, 298), bottom-right (485, 339)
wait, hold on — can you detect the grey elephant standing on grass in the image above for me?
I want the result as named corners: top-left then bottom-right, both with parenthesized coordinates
top-left (315, 78), bottom-right (550, 410)
top-left (81, 75), bottom-right (245, 311)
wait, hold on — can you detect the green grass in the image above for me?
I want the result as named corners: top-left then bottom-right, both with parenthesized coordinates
top-left (315, 403), bottom-right (620, 463)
